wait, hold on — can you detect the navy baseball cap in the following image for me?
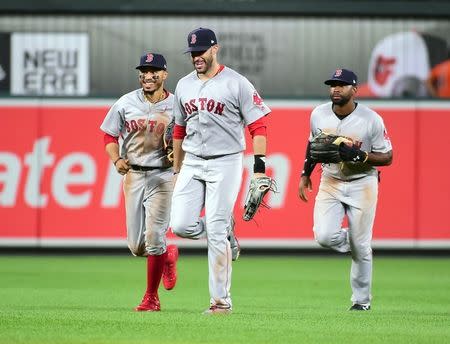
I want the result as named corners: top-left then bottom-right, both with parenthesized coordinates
top-left (136, 53), bottom-right (167, 70)
top-left (324, 68), bottom-right (358, 86)
top-left (185, 27), bottom-right (218, 53)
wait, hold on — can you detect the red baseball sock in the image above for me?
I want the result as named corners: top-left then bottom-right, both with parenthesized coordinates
top-left (146, 253), bottom-right (167, 294)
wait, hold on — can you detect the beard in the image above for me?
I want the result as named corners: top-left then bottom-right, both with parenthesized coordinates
top-left (330, 93), bottom-right (351, 106)
top-left (193, 55), bottom-right (213, 74)
top-left (141, 78), bottom-right (162, 94)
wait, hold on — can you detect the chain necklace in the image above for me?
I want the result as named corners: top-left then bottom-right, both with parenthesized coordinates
top-left (143, 89), bottom-right (165, 104)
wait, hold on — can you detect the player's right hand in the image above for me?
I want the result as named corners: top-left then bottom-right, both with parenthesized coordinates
top-left (115, 159), bottom-right (130, 175)
top-left (298, 175), bottom-right (312, 202)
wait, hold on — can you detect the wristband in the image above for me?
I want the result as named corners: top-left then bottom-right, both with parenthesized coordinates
top-left (301, 142), bottom-right (316, 177)
top-left (113, 157), bottom-right (122, 166)
top-left (302, 158), bottom-right (317, 177)
top-left (253, 155), bottom-right (266, 173)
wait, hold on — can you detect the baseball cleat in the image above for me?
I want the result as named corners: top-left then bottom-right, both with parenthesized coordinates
top-left (349, 304), bottom-right (371, 311)
top-left (134, 293), bottom-right (161, 312)
top-left (203, 305), bottom-right (232, 315)
top-left (227, 217), bottom-right (240, 261)
top-left (162, 245), bottom-right (178, 290)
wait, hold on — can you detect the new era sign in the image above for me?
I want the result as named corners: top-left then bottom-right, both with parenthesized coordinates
top-left (11, 33), bottom-right (89, 95)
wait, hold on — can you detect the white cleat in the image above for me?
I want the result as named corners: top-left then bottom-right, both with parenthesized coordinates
top-left (203, 305), bottom-right (232, 315)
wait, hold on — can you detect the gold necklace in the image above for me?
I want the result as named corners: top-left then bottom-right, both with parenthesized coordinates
top-left (144, 90), bottom-right (165, 104)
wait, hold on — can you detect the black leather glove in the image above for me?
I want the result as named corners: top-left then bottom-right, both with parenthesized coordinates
top-left (338, 143), bottom-right (368, 163)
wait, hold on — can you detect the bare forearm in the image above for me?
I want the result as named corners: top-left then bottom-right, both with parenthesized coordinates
top-left (367, 150), bottom-right (393, 166)
top-left (253, 135), bottom-right (267, 156)
top-left (105, 142), bottom-right (120, 162)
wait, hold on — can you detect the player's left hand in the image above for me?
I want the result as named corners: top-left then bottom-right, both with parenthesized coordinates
top-left (242, 174), bottom-right (276, 221)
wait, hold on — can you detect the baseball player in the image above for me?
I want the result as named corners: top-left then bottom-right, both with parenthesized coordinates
top-left (100, 52), bottom-right (178, 312)
top-left (170, 27), bottom-right (271, 314)
top-left (298, 69), bottom-right (393, 311)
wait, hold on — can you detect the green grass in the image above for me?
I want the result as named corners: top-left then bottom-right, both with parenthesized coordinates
top-left (0, 255), bottom-right (449, 344)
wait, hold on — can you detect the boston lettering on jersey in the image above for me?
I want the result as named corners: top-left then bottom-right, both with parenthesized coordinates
top-left (124, 118), bottom-right (165, 134)
top-left (183, 98), bottom-right (225, 115)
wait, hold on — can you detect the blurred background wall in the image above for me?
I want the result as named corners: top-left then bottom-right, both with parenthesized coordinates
top-left (1, 0), bottom-right (450, 249)
top-left (1, 0), bottom-right (450, 98)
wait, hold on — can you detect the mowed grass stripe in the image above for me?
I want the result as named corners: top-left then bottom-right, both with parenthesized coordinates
top-left (0, 256), bottom-right (449, 344)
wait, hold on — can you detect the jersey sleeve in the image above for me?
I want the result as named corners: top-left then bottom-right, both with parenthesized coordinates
top-left (173, 86), bottom-right (187, 126)
top-left (100, 100), bottom-right (125, 137)
top-left (370, 114), bottom-right (392, 153)
top-left (238, 76), bottom-right (271, 125)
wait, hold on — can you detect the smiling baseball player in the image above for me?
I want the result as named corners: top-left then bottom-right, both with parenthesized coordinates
top-left (100, 52), bottom-right (178, 312)
top-left (170, 28), bottom-right (271, 314)
top-left (298, 68), bottom-right (393, 311)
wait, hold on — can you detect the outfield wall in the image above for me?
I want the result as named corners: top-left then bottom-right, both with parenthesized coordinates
top-left (1, 98), bottom-right (450, 249)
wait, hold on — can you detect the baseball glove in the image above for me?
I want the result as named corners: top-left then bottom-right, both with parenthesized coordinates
top-left (243, 176), bottom-right (276, 221)
top-left (310, 130), bottom-right (352, 164)
top-left (163, 119), bottom-right (175, 163)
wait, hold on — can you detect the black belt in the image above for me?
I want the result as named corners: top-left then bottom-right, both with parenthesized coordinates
top-left (130, 165), bottom-right (166, 171)
top-left (344, 176), bottom-right (367, 182)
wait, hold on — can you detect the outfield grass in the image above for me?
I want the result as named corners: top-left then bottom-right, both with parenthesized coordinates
top-left (0, 255), bottom-right (449, 344)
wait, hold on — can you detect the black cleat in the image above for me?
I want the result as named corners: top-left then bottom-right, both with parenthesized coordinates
top-left (349, 304), bottom-right (371, 311)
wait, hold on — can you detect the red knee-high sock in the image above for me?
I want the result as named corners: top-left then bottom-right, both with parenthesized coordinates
top-left (146, 253), bottom-right (167, 295)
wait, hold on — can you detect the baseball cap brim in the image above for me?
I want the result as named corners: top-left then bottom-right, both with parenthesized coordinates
top-left (184, 45), bottom-right (216, 54)
top-left (135, 65), bottom-right (166, 70)
top-left (324, 78), bottom-right (355, 85)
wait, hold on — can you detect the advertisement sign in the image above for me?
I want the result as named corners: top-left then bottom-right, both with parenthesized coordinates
top-left (0, 32), bottom-right (10, 92)
top-left (1, 99), bottom-right (450, 248)
top-left (11, 33), bottom-right (89, 96)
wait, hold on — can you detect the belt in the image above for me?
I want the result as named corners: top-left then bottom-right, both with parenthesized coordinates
top-left (130, 165), bottom-right (165, 171)
top-left (344, 175), bottom-right (367, 182)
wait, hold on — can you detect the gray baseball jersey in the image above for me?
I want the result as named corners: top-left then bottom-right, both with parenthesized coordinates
top-left (101, 89), bottom-right (174, 168)
top-left (100, 89), bottom-right (174, 256)
top-left (173, 66), bottom-right (271, 158)
top-left (309, 102), bottom-right (392, 180)
top-left (309, 101), bottom-right (392, 306)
